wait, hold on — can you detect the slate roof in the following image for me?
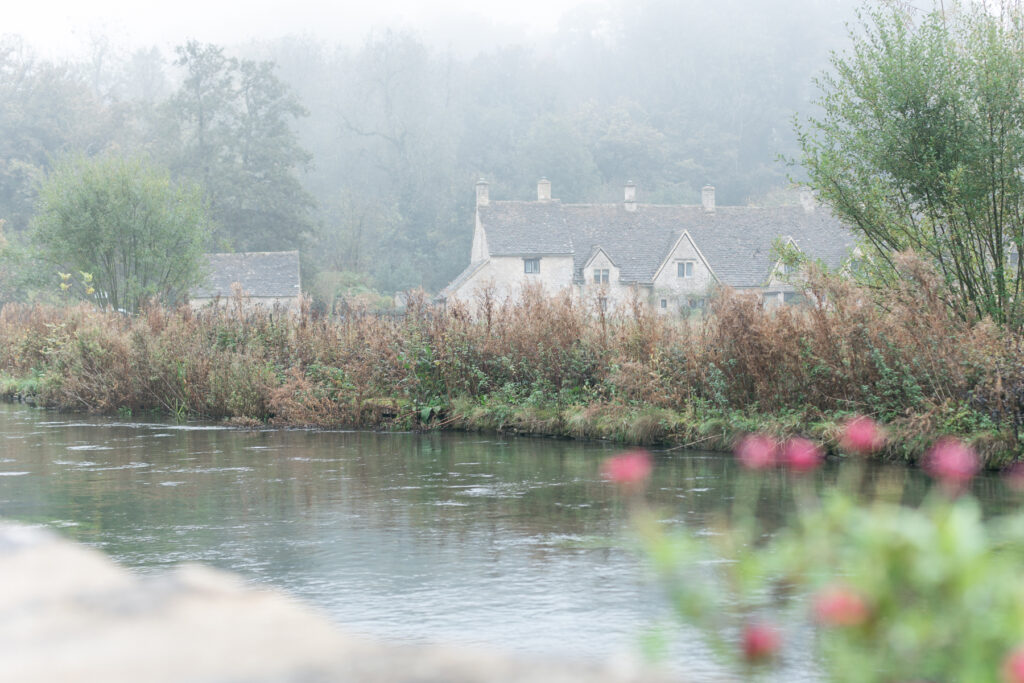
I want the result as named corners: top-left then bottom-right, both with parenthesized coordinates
top-left (478, 202), bottom-right (855, 288)
top-left (478, 202), bottom-right (574, 255)
top-left (192, 251), bottom-right (301, 299)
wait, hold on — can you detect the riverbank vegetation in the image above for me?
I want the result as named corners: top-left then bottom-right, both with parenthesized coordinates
top-left (1, 253), bottom-right (1020, 467)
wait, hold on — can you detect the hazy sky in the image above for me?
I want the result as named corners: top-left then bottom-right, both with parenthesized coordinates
top-left (7, 0), bottom-right (601, 58)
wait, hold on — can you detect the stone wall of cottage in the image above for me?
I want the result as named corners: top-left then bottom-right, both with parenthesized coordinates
top-left (470, 213), bottom-right (488, 263)
top-left (190, 296), bottom-right (301, 313)
top-left (576, 251), bottom-right (634, 314)
top-left (448, 255), bottom-right (575, 306)
top-left (650, 234), bottom-right (716, 314)
top-left (761, 265), bottom-right (803, 308)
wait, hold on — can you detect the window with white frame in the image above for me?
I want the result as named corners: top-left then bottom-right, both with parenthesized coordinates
top-left (677, 261), bottom-right (695, 278)
top-left (593, 268), bottom-right (609, 284)
top-left (524, 258), bottom-right (540, 274)
top-left (660, 299), bottom-right (667, 309)
top-left (598, 296), bottom-right (608, 312)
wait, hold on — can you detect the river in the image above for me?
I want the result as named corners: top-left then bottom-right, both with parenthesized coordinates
top-left (0, 403), bottom-right (1015, 679)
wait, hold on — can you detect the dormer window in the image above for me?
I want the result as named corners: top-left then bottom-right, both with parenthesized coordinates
top-left (524, 258), bottom-right (540, 274)
top-left (593, 268), bottom-right (609, 284)
top-left (677, 261), bottom-right (695, 278)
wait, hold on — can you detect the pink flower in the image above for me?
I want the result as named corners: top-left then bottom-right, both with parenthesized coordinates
top-left (600, 450), bottom-right (653, 487)
top-left (736, 434), bottom-right (778, 470)
top-left (742, 622), bottom-right (781, 663)
top-left (812, 584), bottom-right (869, 627)
top-left (924, 438), bottom-right (979, 493)
top-left (782, 438), bottom-right (823, 472)
top-left (1003, 646), bottom-right (1024, 683)
top-left (840, 416), bottom-right (885, 455)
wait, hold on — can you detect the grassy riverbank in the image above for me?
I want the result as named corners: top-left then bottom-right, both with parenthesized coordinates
top-left (1, 262), bottom-right (1021, 467)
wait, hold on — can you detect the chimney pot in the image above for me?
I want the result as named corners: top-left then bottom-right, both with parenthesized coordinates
top-left (475, 178), bottom-right (489, 207)
top-left (624, 181), bottom-right (637, 211)
top-left (537, 177), bottom-right (552, 202)
top-left (701, 184), bottom-right (716, 213)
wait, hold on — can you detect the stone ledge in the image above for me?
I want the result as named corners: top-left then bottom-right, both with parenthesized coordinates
top-left (0, 524), bottom-right (680, 682)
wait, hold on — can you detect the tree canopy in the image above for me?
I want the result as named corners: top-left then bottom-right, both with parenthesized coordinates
top-left (798, 1), bottom-right (1024, 328)
top-left (161, 41), bottom-right (313, 251)
top-left (31, 154), bottom-right (211, 313)
top-left (0, 0), bottom-right (859, 298)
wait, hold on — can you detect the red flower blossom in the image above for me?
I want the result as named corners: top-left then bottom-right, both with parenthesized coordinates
top-left (742, 622), bottom-right (781, 663)
top-left (812, 584), bottom-right (869, 627)
top-left (782, 438), bottom-right (823, 473)
top-left (924, 438), bottom-right (979, 493)
top-left (840, 416), bottom-right (885, 455)
top-left (1003, 646), bottom-right (1024, 683)
top-left (600, 450), bottom-right (653, 487)
top-left (736, 434), bottom-right (778, 470)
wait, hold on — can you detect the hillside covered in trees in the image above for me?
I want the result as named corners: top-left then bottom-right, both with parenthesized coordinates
top-left (0, 0), bottom-right (858, 300)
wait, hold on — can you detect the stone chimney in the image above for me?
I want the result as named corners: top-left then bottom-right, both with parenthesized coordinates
top-left (537, 177), bottom-right (551, 202)
top-left (701, 184), bottom-right (716, 213)
top-left (475, 178), bottom-right (489, 207)
top-left (799, 187), bottom-right (815, 214)
top-left (624, 181), bottom-right (637, 212)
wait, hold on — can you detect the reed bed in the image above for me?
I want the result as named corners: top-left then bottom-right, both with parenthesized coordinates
top-left (1, 255), bottom-right (1019, 465)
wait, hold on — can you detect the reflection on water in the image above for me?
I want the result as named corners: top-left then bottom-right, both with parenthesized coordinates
top-left (0, 403), bottom-right (1015, 679)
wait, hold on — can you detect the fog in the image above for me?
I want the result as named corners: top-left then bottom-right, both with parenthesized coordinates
top-left (0, 0), bottom-right (859, 297)
top-left (7, 0), bottom-right (602, 61)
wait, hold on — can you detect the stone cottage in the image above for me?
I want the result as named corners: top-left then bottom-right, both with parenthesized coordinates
top-left (440, 179), bottom-right (855, 313)
top-left (190, 251), bottom-right (302, 311)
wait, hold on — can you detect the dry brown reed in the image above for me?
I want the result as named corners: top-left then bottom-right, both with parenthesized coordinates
top-left (0, 255), bottom-right (1017, 459)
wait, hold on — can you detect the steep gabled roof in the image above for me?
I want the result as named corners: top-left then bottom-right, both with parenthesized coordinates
top-left (562, 205), bottom-right (680, 282)
top-left (478, 201), bottom-right (573, 255)
top-left (192, 251), bottom-right (301, 299)
top-left (691, 206), bottom-right (853, 287)
top-left (478, 201), bottom-right (855, 287)
top-left (582, 245), bottom-right (618, 269)
top-left (651, 229), bottom-right (719, 283)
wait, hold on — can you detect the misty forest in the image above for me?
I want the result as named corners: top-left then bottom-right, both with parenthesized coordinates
top-left (0, 0), bottom-right (857, 302)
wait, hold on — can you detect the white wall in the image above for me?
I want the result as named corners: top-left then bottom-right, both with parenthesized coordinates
top-left (470, 211), bottom-right (488, 263)
top-left (190, 296), bottom-right (301, 313)
top-left (650, 233), bottom-right (716, 314)
top-left (577, 250), bottom-right (634, 313)
top-left (448, 255), bottom-right (575, 306)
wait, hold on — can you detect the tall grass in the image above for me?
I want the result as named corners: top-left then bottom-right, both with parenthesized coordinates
top-left (0, 255), bottom-right (1018, 463)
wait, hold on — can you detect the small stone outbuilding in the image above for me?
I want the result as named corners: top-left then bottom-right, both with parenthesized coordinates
top-left (190, 251), bottom-right (301, 312)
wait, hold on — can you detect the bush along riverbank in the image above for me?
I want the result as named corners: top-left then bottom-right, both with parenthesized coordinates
top-left (609, 421), bottom-right (1024, 681)
top-left (1, 255), bottom-right (1021, 467)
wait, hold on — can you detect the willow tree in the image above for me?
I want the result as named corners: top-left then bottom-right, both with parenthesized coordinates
top-left (797, 1), bottom-right (1024, 328)
top-left (32, 154), bottom-right (211, 313)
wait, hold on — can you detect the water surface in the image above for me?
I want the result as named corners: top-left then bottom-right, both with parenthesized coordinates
top-left (0, 403), bottom-right (1014, 679)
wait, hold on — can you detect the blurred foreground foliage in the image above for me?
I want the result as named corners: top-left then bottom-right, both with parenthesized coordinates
top-left (627, 428), bottom-right (1024, 681)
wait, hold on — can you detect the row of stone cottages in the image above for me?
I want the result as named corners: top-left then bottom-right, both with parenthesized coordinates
top-left (191, 179), bottom-right (855, 315)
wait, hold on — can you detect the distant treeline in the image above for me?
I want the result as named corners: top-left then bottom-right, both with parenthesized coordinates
top-left (0, 0), bottom-right (857, 297)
